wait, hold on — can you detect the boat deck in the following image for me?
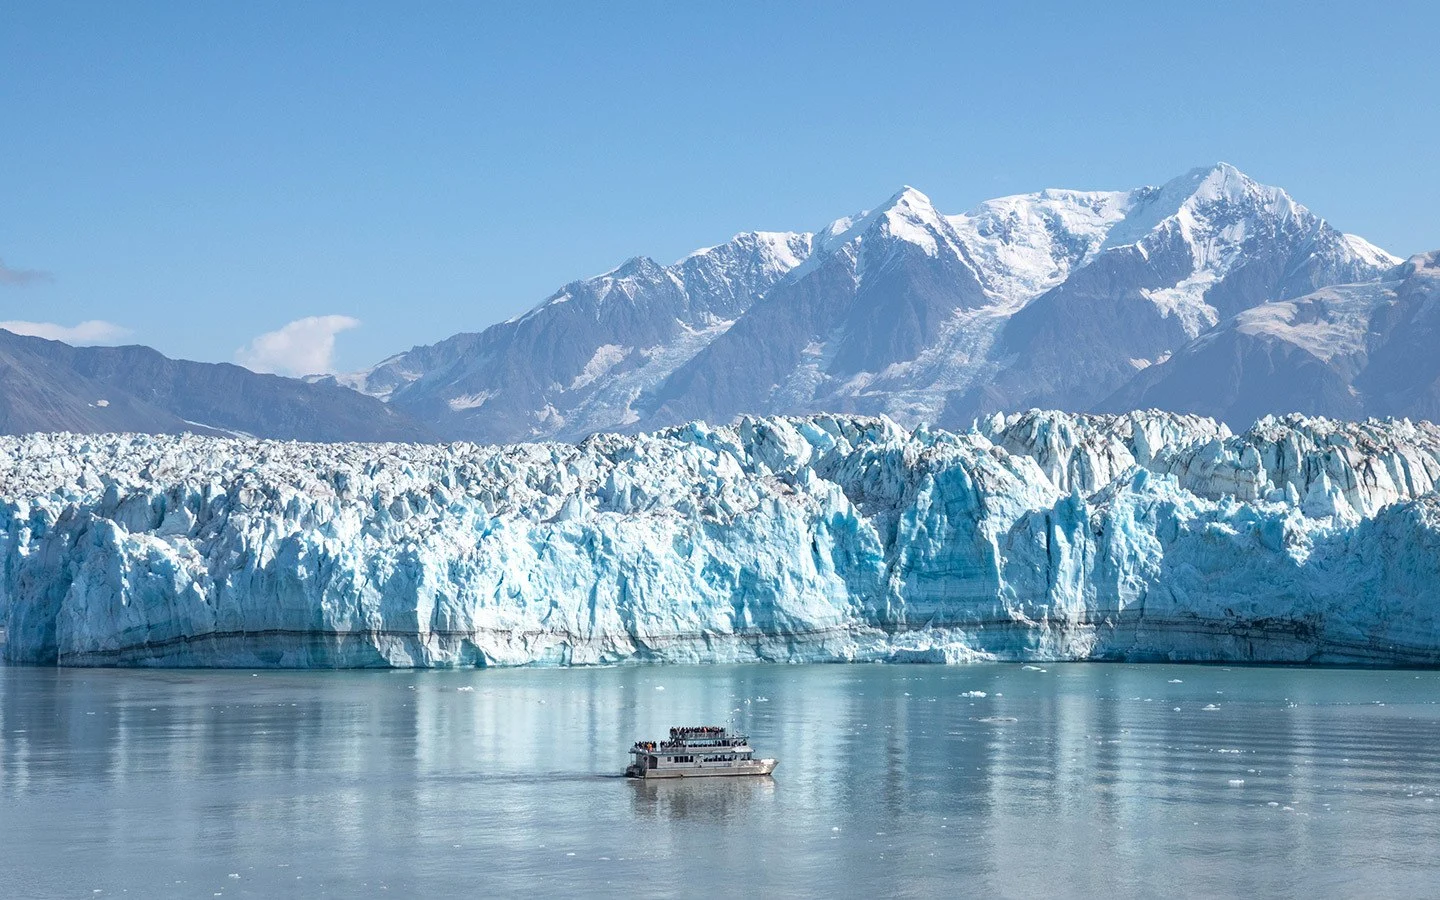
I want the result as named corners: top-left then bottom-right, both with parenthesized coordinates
top-left (626, 725), bottom-right (777, 779)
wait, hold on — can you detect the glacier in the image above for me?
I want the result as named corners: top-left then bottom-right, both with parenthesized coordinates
top-left (3, 410), bottom-right (1440, 668)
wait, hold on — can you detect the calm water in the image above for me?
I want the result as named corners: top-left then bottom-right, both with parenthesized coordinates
top-left (3, 663), bottom-right (1440, 898)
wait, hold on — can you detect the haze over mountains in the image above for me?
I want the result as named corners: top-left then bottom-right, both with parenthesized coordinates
top-left (0, 330), bottom-right (431, 441)
top-left (8, 163), bottom-right (1438, 442)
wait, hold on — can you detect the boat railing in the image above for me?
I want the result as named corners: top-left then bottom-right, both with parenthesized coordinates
top-left (650, 738), bottom-right (748, 748)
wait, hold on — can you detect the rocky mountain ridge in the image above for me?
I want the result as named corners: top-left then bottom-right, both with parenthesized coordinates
top-left (344, 163), bottom-right (1406, 441)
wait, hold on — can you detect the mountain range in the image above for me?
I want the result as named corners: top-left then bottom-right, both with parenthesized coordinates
top-left (0, 330), bottom-right (431, 441)
top-left (7, 163), bottom-right (1436, 442)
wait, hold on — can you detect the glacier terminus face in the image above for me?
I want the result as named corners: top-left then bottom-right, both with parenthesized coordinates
top-left (3, 411), bottom-right (1440, 668)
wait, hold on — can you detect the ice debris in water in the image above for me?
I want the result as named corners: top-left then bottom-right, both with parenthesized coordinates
top-left (6, 410), bottom-right (1440, 667)
top-left (960, 690), bottom-right (988, 698)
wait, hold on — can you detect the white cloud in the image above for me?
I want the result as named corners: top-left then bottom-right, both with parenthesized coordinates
top-left (0, 319), bottom-right (133, 345)
top-left (235, 315), bottom-right (361, 377)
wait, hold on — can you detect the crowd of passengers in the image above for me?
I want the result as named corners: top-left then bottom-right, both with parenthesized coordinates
top-left (632, 727), bottom-right (746, 752)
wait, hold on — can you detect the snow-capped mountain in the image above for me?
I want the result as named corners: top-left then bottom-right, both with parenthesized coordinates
top-left (325, 230), bottom-right (813, 443)
top-left (5, 165), bottom-right (1405, 445)
top-left (343, 164), bottom-right (1401, 442)
top-left (970, 164), bottom-right (1400, 423)
top-left (8, 411), bottom-right (1440, 667)
top-left (1103, 251), bottom-right (1439, 426)
top-left (647, 182), bottom-right (1152, 428)
top-left (0, 329), bottom-right (433, 441)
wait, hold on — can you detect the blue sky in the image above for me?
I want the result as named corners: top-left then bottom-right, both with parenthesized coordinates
top-left (3, 1), bottom-right (1438, 375)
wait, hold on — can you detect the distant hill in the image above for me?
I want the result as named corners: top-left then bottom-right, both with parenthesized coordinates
top-left (0, 329), bottom-right (433, 441)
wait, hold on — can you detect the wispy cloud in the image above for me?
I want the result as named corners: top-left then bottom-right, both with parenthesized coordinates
top-left (235, 315), bottom-right (361, 377)
top-left (0, 320), bottom-right (133, 345)
top-left (0, 259), bottom-right (54, 287)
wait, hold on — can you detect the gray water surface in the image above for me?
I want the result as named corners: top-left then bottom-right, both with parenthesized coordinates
top-left (3, 663), bottom-right (1439, 898)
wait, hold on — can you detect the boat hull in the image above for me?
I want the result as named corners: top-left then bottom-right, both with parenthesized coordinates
top-left (627, 758), bottom-right (777, 779)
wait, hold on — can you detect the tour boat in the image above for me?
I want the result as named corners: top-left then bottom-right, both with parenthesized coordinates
top-left (625, 725), bottom-right (777, 779)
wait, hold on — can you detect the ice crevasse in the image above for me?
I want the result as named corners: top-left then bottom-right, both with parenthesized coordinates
top-left (3, 410), bottom-right (1440, 667)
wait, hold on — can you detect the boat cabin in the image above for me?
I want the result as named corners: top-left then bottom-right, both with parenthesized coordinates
top-left (629, 725), bottom-right (755, 774)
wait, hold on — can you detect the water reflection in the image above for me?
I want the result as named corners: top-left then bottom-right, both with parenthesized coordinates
top-left (628, 774), bottom-right (776, 822)
top-left (3, 663), bottom-right (1440, 897)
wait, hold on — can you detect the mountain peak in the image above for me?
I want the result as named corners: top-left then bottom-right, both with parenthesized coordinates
top-left (608, 255), bottom-right (662, 277)
top-left (852, 185), bottom-right (949, 250)
top-left (1187, 160), bottom-right (1245, 181)
top-left (1179, 161), bottom-right (1280, 205)
top-left (674, 230), bottom-right (814, 282)
top-left (882, 185), bottom-right (934, 208)
top-left (1100, 163), bottom-right (1298, 251)
top-left (803, 185), bottom-right (949, 264)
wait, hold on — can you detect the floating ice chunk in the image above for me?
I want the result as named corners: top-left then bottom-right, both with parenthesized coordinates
top-left (1168, 679), bottom-right (1183, 683)
top-left (960, 690), bottom-right (987, 698)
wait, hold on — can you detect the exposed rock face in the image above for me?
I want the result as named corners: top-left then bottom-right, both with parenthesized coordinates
top-left (4, 411), bottom-right (1440, 668)
top-left (0, 330), bottom-right (433, 442)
